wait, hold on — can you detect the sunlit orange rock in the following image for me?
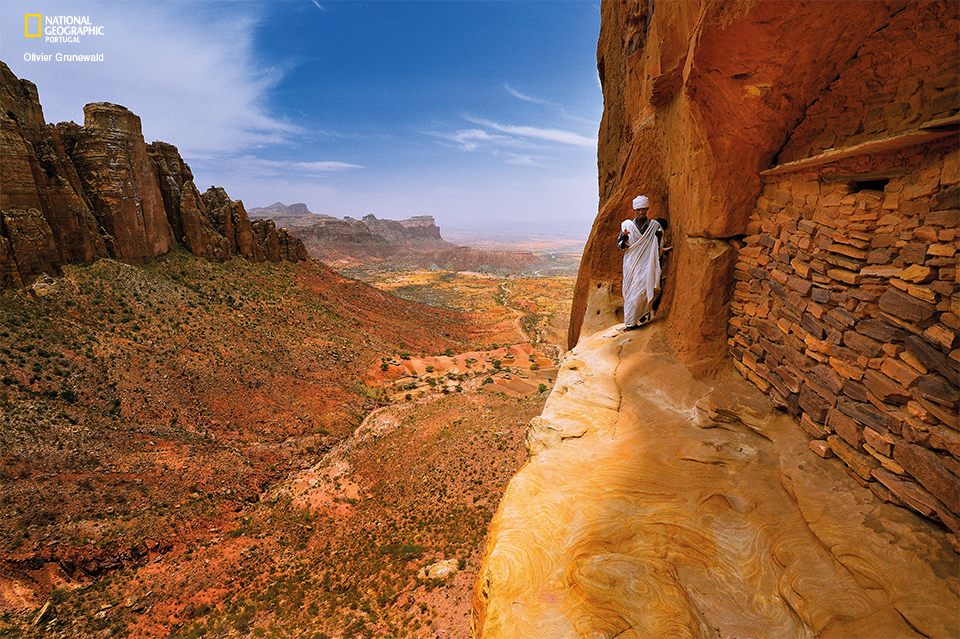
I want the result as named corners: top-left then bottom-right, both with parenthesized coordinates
top-left (571, 0), bottom-right (900, 372)
top-left (478, 1), bottom-right (960, 636)
top-left (473, 323), bottom-right (959, 638)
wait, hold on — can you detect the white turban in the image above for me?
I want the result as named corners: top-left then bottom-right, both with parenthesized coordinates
top-left (633, 195), bottom-right (649, 210)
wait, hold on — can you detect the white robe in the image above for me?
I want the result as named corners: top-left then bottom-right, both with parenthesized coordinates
top-left (621, 218), bottom-right (661, 327)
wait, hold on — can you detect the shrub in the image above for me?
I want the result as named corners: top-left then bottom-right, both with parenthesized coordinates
top-left (379, 543), bottom-right (424, 559)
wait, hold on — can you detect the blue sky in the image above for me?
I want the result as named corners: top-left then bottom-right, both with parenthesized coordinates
top-left (3, 1), bottom-right (602, 239)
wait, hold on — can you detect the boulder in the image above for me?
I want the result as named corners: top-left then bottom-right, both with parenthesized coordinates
top-left (418, 558), bottom-right (459, 581)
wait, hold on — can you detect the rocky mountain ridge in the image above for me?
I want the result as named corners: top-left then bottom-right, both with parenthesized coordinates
top-left (250, 201), bottom-right (549, 273)
top-left (0, 61), bottom-right (306, 290)
top-left (246, 201), bottom-right (328, 221)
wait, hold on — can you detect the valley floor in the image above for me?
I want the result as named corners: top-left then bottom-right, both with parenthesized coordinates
top-left (0, 252), bottom-right (574, 638)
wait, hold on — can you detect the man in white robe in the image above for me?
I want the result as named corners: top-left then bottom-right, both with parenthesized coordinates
top-left (618, 195), bottom-right (663, 330)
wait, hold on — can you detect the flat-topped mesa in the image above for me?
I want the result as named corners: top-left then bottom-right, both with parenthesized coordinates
top-left (399, 215), bottom-right (439, 228)
top-left (361, 214), bottom-right (445, 243)
top-left (0, 61), bottom-right (307, 289)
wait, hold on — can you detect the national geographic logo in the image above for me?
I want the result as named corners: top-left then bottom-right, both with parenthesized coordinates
top-left (24, 13), bottom-right (105, 42)
top-left (25, 14), bottom-right (41, 37)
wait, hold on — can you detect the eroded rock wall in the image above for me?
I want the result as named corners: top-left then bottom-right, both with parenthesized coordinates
top-left (572, 0), bottom-right (958, 541)
top-left (474, 2), bottom-right (960, 636)
top-left (0, 61), bottom-right (307, 289)
top-left (1, 62), bottom-right (108, 286)
top-left (573, 0), bottom-right (902, 372)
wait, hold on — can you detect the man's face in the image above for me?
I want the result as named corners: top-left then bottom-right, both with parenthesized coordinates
top-left (636, 207), bottom-right (649, 220)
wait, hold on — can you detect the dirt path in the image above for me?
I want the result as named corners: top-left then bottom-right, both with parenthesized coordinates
top-left (498, 282), bottom-right (564, 364)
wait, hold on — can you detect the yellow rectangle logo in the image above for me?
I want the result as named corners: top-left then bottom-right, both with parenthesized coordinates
top-left (25, 14), bottom-right (41, 37)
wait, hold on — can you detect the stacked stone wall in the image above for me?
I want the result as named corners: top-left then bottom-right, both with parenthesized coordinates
top-left (729, 139), bottom-right (959, 538)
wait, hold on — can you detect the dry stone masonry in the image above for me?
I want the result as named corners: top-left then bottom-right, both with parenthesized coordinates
top-left (728, 0), bottom-right (958, 539)
top-left (730, 141), bottom-right (959, 537)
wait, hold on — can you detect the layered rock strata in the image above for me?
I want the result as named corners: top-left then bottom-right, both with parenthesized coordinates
top-left (0, 61), bottom-right (306, 289)
top-left (473, 323), bottom-right (959, 638)
top-left (286, 213), bottom-right (449, 258)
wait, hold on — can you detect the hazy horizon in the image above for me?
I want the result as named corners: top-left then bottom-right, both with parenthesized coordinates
top-left (2, 1), bottom-right (603, 238)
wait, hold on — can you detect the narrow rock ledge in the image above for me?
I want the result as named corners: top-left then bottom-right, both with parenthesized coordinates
top-left (472, 322), bottom-right (959, 639)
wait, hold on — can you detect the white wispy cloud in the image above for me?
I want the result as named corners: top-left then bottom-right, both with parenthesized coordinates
top-left (464, 116), bottom-right (596, 148)
top-left (3, 1), bottom-right (303, 158)
top-left (504, 83), bottom-right (601, 126)
top-left (218, 155), bottom-right (365, 178)
top-left (504, 83), bottom-right (560, 108)
top-left (421, 128), bottom-right (512, 151)
top-left (422, 112), bottom-right (594, 169)
top-left (504, 154), bottom-right (544, 167)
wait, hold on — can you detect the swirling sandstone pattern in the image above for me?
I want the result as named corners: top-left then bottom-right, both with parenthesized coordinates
top-left (473, 322), bottom-right (959, 638)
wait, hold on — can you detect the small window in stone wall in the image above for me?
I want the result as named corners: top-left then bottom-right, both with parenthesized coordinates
top-left (850, 178), bottom-right (890, 193)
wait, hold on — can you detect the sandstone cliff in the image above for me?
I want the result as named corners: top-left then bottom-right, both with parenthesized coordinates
top-left (475, 1), bottom-right (959, 636)
top-left (0, 62), bottom-right (306, 289)
top-left (569, 0), bottom-right (959, 529)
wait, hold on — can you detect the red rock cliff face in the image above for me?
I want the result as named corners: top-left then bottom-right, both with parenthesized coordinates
top-left (573, 0), bottom-right (904, 371)
top-left (0, 61), bottom-right (307, 289)
top-left (577, 0), bottom-right (958, 536)
top-left (1, 62), bottom-right (108, 287)
top-left (473, 5), bottom-right (959, 634)
top-left (66, 102), bottom-right (174, 263)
